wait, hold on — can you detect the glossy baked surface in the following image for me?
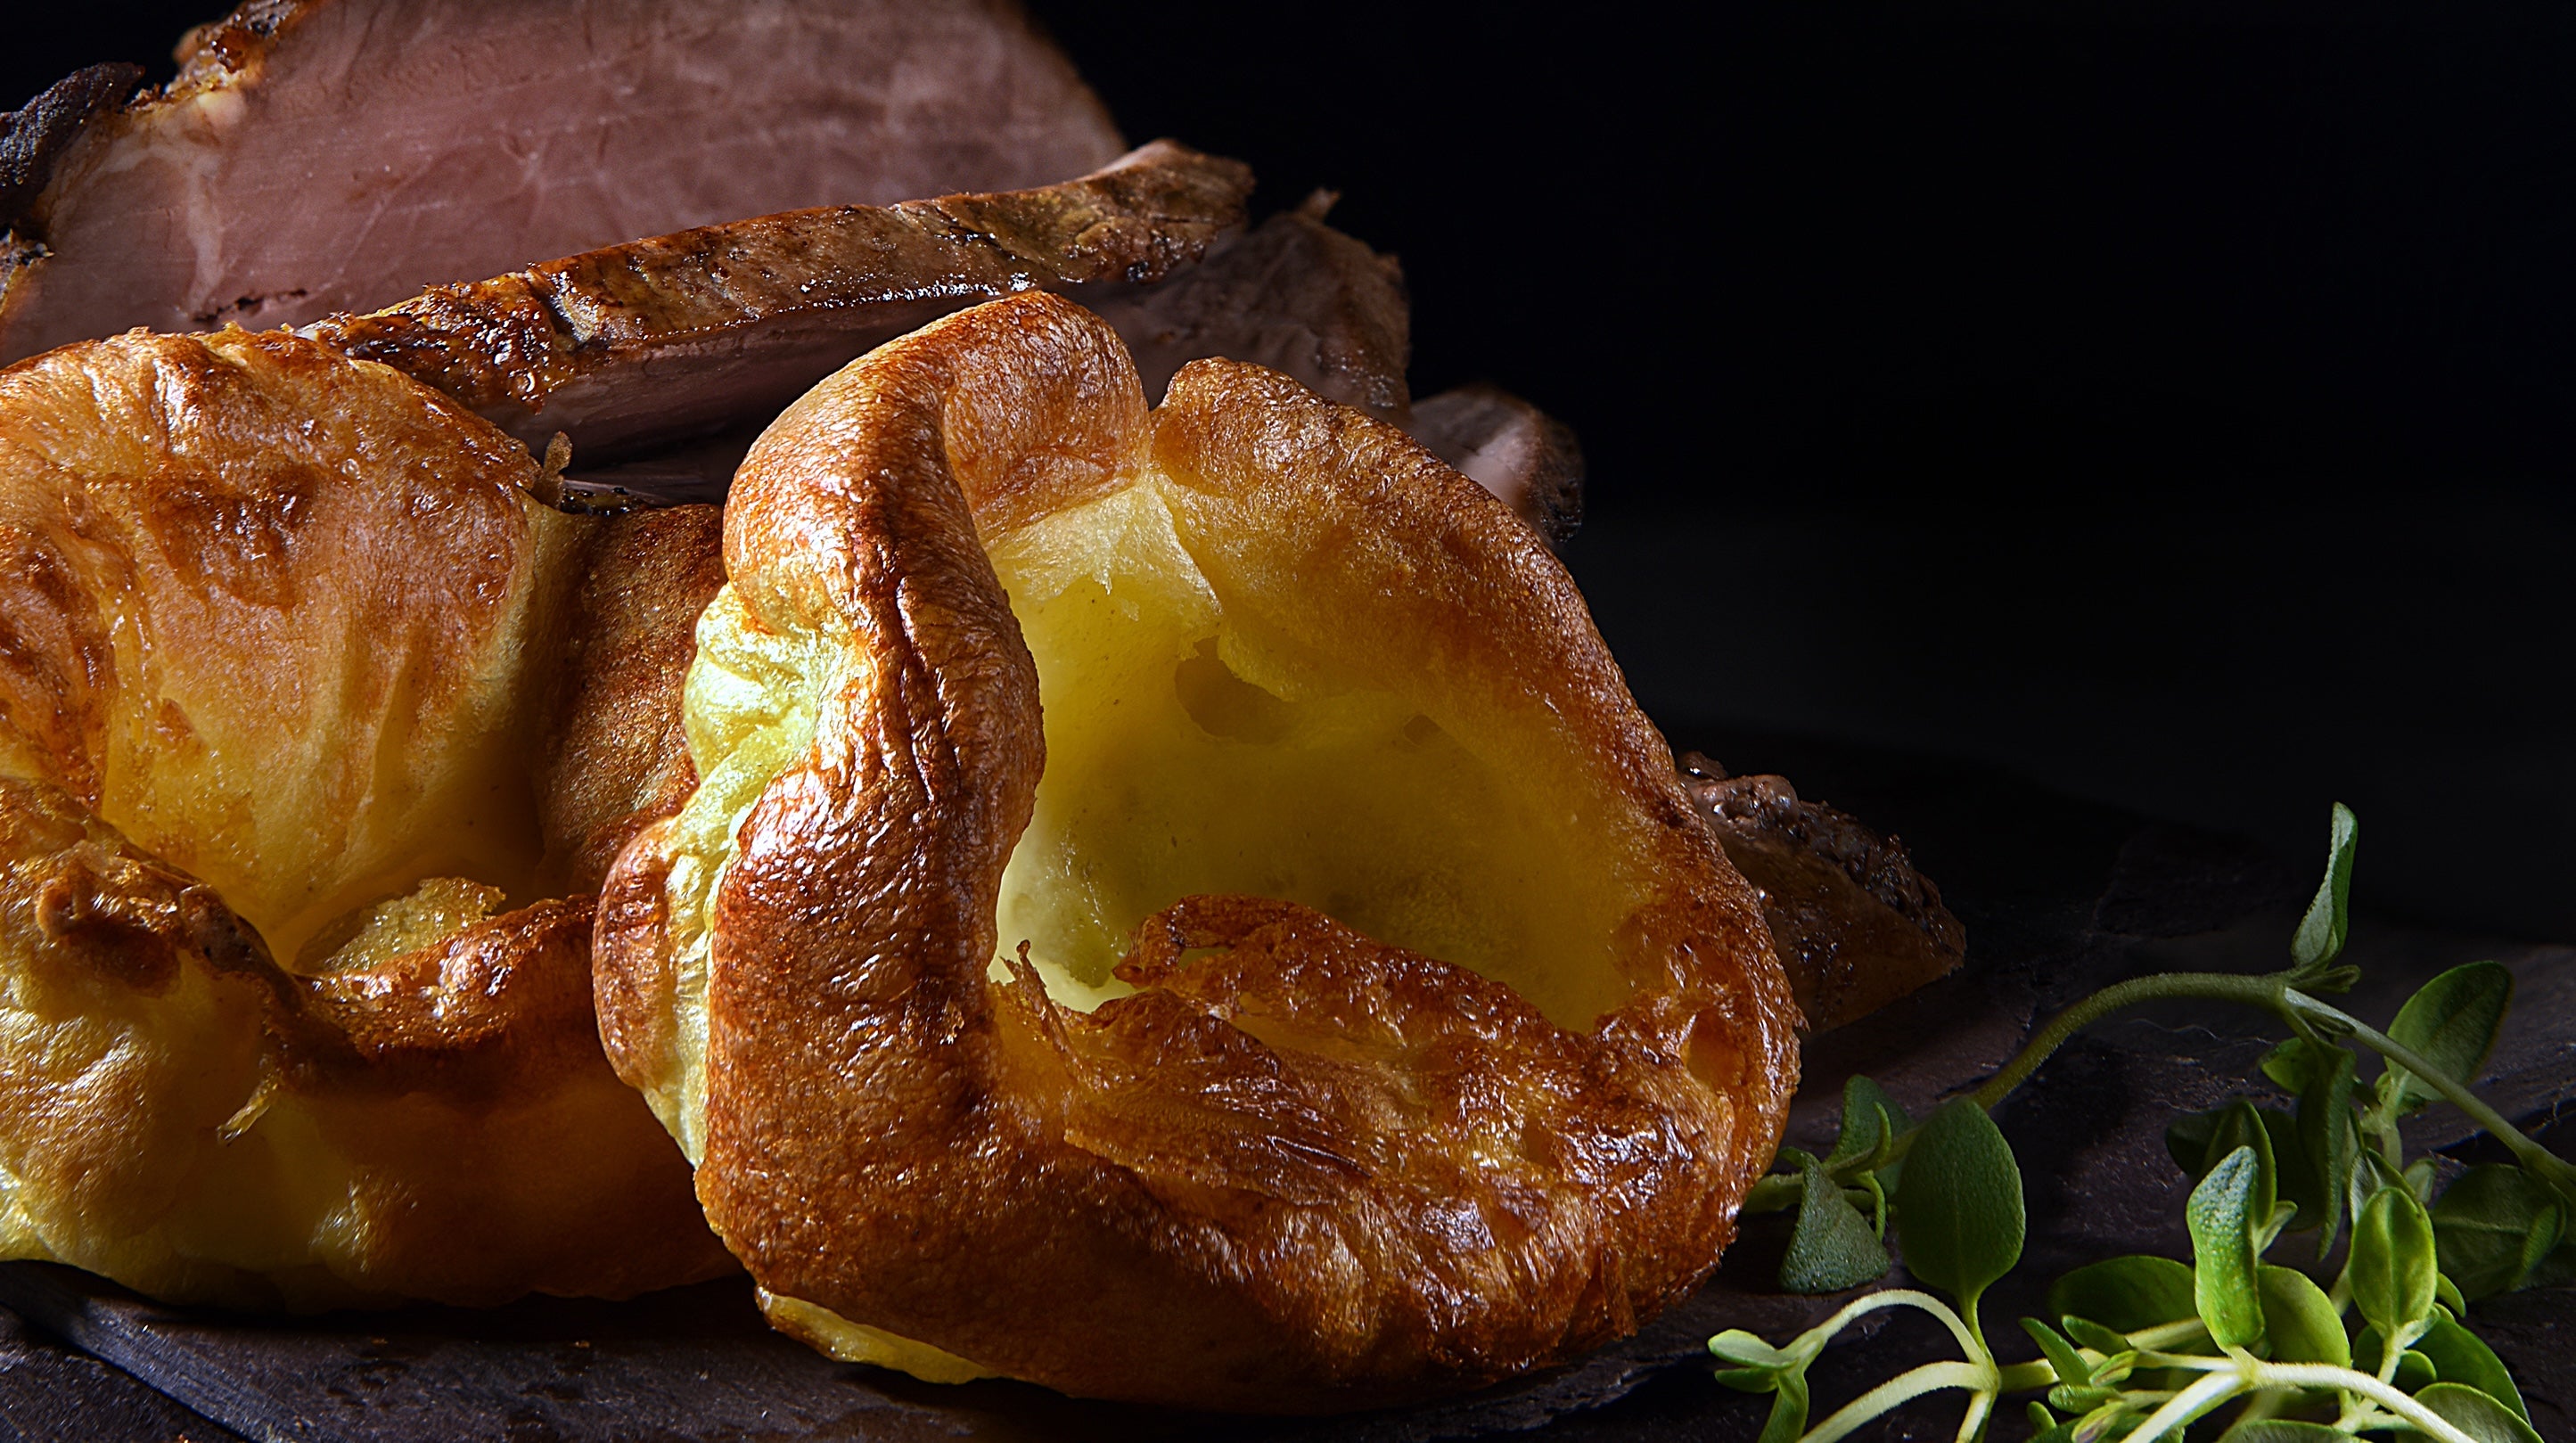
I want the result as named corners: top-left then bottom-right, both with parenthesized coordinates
top-left (0, 328), bottom-right (734, 1308)
top-left (594, 292), bottom-right (1799, 1411)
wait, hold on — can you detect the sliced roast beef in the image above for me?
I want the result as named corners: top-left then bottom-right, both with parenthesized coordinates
top-left (1409, 383), bottom-right (1587, 545)
top-left (1089, 191), bottom-right (1411, 423)
top-left (301, 141), bottom-right (1254, 462)
top-left (1679, 753), bottom-right (1967, 1032)
top-left (0, 0), bottom-right (1122, 361)
top-left (0, 0), bottom-right (1584, 537)
top-left (298, 158), bottom-right (1587, 537)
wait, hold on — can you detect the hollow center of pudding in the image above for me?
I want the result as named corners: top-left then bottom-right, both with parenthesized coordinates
top-left (83, 503), bottom-right (580, 972)
top-left (985, 477), bottom-right (1632, 1030)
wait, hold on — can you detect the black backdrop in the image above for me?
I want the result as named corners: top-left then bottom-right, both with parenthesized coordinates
top-left (12, 4), bottom-right (2574, 939)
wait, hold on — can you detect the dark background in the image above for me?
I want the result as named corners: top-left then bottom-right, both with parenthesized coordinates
top-left (12, 3), bottom-right (2574, 939)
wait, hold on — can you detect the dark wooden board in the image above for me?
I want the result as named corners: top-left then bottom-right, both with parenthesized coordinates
top-left (6, 740), bottom-right (2568, 1442)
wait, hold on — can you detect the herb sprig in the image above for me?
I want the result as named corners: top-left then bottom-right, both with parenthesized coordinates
top-left (1714, 806), bottom-right (2570, 1443)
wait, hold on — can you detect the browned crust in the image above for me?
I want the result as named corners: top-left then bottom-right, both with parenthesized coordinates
top-left (0, 519), bottom-right (112, 806)
top-left (1680, 756), bottom-right (1966, 1032)
top-left (293, 895), bottom-right (604, 1102)
top-left (0, 64), bottom-right (145, 240)
top-left (4, 0), bottom-right (312, 249)
top-left (596, 293), bottom-right (1797, 1410)
top-left (0, 776), bottom-right (734, 1306)
top-left (172, 0), bottom-right (305, 85)
top-left (17, 788), bottom-right (279, 996)
top-left (538, 504), bottom-right (726, 894)
top-left (0, 328), bottom-right (544, 814)
top-left (298, 141), bottom-right (1254, 453)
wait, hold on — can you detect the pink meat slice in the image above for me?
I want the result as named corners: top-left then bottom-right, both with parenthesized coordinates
top-left (0, 0), bottom-right (1122, 361)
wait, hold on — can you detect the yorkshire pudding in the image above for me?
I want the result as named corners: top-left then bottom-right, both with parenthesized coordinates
top-left (0, 328), bottom-right (734, 1307)
top-left (594, 292), bottom-right (1799, 1411)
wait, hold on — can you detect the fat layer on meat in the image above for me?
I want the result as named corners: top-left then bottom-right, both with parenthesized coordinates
top-left (300, 141), bottom-right (1257, 463)
top-left (0, 0), bottom-right (1122, 361)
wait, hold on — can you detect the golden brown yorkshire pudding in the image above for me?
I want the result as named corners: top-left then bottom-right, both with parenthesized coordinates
top-left (593, 292), bottom-right (1800, 1411)
top-left (0, 328), bottom-right (735, 1308)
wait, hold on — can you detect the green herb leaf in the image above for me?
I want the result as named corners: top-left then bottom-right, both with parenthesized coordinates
top-left (2088, 1349), bottom-right (2138, 1386)
top-left (2058, 1316), bottom-right (2133, 1356)
top-left (2260, 1036), bottom-right (2334, 1092)
top-left (2074, 1398), bottom-right (2140, 1443)
top-left (1780, 1152), bottom-right (1892, 1293)
top-left (1708, 1329), bottom-right (1797, 1370)
top-left (2261, 1107), bottom-right (2326, 1236)
top-left (2167, 1105), bottom-right (2221, 1177)
top-left (1753, 1366), bottom-right (1810, 1443)
top-left (2187, 1145), bottom-right (2268, 1349)
top-left (2021, 1317), bottom-right (2091, 1387)
top-left (2253, 1265), bottom-right (2348, 1367)
top-left (1740, 1172), bottom-right (1801, 1216)
top-left (1820, 1106), bottom-right (1883, 1175)
top-left (2432, 1163), bottom-right (2568, 1300)
top-left (2350, 1149), bottom-right (2411, 1259)
top-left (1894, 1098), bottom-right (2024, 1312)
top-left (1824, 1074), bottom-right (1909, 1177)
top-left (2047, 1382), bottom-right (2116, 1413)
top-left (1694, 797), bottom-right (2560, 1443)
top-left (2413, 1382), bottom-right (2545, 1443)
top-left (2169, 1113), bottom-right (2286, 1228)
top-left (2049, 1255), bottom-right (2199, 1333)
top-left (2408, 1156), bottom-right (2444, 1205)
top-left (2528, 1233), bottom-right (2576, 1291)
top-left (2262, 1036), bottom-right (2361, 1249)
top-left (2289, 802), bottom-right (2358, 972)
top-left (2381, 962), bottom-right (2512, 1118)
top-left (2353, 1183), bottom-right (2440, 1343)
top-left (2218, 1423), bottom-right (2353, 1442)
top-left (2416, 1309), bottom-right (2531, 1422)
top-left (2204, 1100), bottom-right (2278, 1236)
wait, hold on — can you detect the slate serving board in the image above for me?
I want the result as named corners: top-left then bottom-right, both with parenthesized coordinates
top-left (4, 733), bottom-right (2568, 1443)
